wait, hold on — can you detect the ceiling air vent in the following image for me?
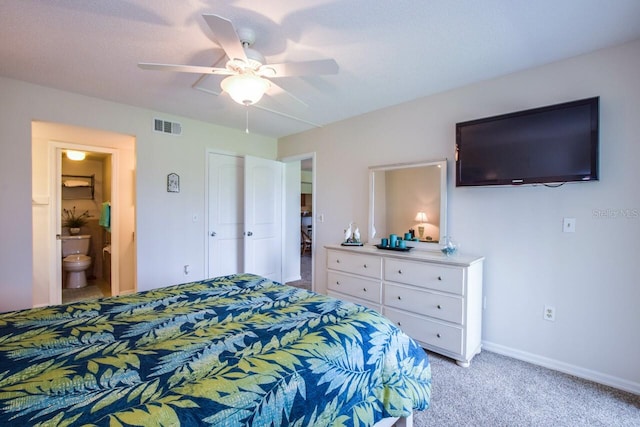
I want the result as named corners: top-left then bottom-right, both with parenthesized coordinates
top-left (153, 118), bottom-right (182, 135)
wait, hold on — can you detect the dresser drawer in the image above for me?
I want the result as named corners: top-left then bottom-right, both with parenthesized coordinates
top-left (327, 271), bottom-right (382, 303)
top-left (327, 250), bottom-right (381, 279)
top-left (384, 307), bottom-right (463, 355)
top-left (384, 284), bottom-right (464, 324)
top-left (384, 258), bottom-right (464, 295)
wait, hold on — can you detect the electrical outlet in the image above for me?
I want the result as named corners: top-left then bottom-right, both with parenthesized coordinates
top-left (544, 305), bottom-right (556, 321)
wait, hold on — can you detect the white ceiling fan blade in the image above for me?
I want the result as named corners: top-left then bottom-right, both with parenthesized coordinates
top-left (202, 14), bottom-right (247, 63)
top-left (138, 63), bottom-right (233, 75)
top-left (263, 59), bottom-right (338, 78)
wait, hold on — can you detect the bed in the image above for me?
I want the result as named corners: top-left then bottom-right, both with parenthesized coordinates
top-left (0, 274), bottom-right (431, 426)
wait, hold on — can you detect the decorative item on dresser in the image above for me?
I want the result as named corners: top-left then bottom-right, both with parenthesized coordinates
top-left (326, 244), bottom-right (484, 367)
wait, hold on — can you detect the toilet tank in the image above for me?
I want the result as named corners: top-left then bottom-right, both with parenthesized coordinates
top-left (61, 235), bottom-right (91, 257)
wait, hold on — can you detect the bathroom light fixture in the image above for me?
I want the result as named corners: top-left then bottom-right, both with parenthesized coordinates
top-left (66, 150), bottom-right (86, 161)
top-left (221, 73), bottom-right (270, 106)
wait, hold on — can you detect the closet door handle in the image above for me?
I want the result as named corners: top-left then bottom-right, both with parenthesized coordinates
top-left (210, 231), bottom-right (216, 237)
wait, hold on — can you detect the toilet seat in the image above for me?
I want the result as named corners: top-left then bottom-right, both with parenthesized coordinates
top-left (63, 254), bottom-right (91, 263)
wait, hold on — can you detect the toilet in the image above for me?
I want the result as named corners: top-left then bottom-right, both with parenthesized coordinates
top-left (61, 235), bottom-right (92, 289)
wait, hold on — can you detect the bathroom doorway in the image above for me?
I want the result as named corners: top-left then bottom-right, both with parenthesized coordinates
top-left (59, 149), bottom-right (114, 303)
top-left (31, 121), bottom-right (136, 308)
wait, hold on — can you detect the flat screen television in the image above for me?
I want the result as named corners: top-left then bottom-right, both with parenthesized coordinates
top-left (455, 97), bottom-right (599, 187)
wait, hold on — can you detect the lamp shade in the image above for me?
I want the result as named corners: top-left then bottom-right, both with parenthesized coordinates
top-left (221, 74), bottom-right (270, 106)
top-left (66, 150), bottom-right (86, 161)
top-left (414, 211), bottom-right (428, 223)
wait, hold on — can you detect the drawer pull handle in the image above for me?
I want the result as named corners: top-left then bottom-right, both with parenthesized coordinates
top-left (436, 333), bottom-right (441, 338)
top-left (397, 321), bottom-right (402, 326)
top-left (336, 259), bottom-right (340, 263)
top-left (363, 264), bottom-right (367, 268)
top-left (397, 296), bottom-right (402, 300)
top-left (336, 281), bottom-right (340, 286)
top-left (438, 276), bottom-right (442, 281)
top-left (398, 269), bottom-right (403, 274)
top-left (437, 304), bottom-right (442, 309)
top-left (363, 288), bottom-right (367, 292)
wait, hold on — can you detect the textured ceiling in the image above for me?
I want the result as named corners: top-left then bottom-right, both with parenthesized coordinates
top-left (2, 1), bottom-right (640, 138)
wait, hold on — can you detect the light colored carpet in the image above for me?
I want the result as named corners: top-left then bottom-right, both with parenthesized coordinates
top-left (414, 350), bottom-right (639, 426)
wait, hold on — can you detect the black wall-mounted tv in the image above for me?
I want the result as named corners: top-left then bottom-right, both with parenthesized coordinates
top-left (455, 97), bottom-right (599, 187)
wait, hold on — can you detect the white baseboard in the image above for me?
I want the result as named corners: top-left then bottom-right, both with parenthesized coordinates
top-left (482, 341), bottom-right (640, 395)
top-left (282, 274), bottom-right (302, 284)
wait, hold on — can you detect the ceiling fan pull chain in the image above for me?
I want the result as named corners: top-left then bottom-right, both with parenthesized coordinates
top-left (245, 107), bottom-right (250, 134)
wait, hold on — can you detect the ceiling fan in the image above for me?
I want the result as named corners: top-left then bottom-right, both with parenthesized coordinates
top-left (139, 14), bottom-right (339, 109)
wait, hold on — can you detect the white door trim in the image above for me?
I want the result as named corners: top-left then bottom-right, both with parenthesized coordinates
top-left (279, 152), bottom-right (316, 291)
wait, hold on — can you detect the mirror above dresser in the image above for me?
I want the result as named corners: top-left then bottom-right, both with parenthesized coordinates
top-left (368, 159), bottom-right (447, 251)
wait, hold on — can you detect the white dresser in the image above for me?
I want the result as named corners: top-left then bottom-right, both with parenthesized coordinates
top-left (326, 244), bottom-right (484, 367)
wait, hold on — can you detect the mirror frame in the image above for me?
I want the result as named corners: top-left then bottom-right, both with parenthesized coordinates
top-left (368, 159), bottom-right (447, 251)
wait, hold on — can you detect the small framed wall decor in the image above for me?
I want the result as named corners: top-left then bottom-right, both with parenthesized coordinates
top-left (167, 173), bottom-right (180, 193)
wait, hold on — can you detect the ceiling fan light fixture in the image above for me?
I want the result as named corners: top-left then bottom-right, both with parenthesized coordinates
top-left (221, 74), bottom-right (270, 106)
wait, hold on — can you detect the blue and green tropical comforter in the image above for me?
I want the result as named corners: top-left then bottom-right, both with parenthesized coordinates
top-left (0, 274), bottom-right (431, 426)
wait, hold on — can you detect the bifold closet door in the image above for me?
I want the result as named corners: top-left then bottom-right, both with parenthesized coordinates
top-left (243, 155), bottom-right (283, 283)
top-left (207, 154), bottom-right (282, 282)
top-left (207, 153), bottom-right (244, 278)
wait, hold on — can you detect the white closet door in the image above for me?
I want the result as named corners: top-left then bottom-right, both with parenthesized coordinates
top-left (207, 153), bottom-right (244, 278)
top-left (244, 155), bottom-right (283, 282)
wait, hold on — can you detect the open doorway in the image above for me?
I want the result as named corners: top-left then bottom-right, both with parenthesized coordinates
top-left (59, 149), bottom-right (113, 303)
top-left (282, 155), bottom-right (314, 291)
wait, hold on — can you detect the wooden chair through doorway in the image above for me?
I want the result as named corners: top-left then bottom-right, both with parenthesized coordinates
top-left (301, 229), bottom-right (312, 255)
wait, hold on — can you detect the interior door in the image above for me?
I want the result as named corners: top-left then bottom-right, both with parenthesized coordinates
top-left (207, 153), bottom-right (244, 277)
top-left (244, 156), bottom-right (283, 282)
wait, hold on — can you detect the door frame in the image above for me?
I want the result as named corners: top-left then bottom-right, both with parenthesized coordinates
top-left (48, 142), bottom-right (119, 304)
top-left (280, 152), bottom-right (316, 291)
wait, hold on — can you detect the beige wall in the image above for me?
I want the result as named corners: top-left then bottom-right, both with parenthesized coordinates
top-left (278, 39), bottom-right (640, 393)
